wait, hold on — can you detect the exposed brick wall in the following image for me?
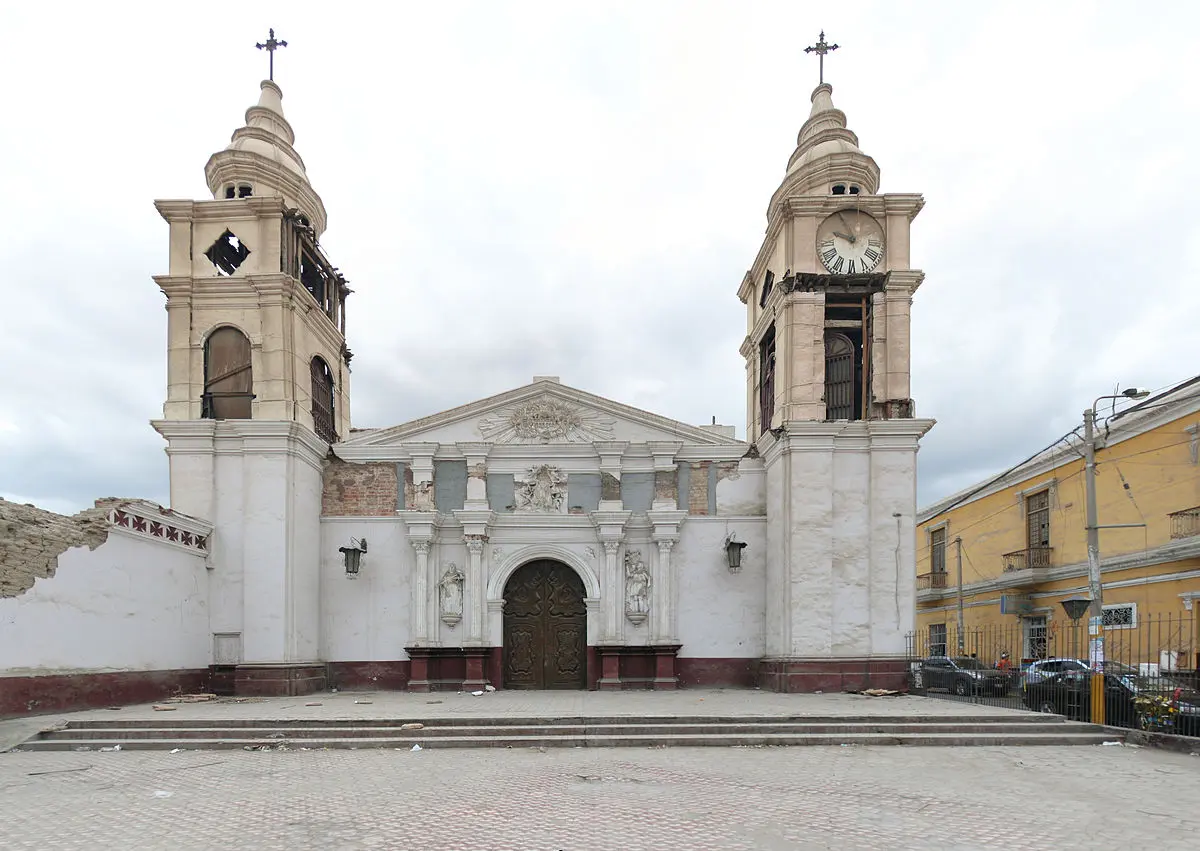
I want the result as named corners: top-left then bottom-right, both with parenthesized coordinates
top-left (0, 498), bottom-right (115, 598)
top-left (654, 469), bottom-right (677, 504)
top-left (688, 461), bottom-right (711, 515)
top-left (322, 460), bottom-right (398, 516)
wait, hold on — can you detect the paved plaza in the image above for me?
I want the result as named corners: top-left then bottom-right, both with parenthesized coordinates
top-left (0, 691), bottom-right (1197, 849)
top-left (2, 739), bottom-right (1198, 849)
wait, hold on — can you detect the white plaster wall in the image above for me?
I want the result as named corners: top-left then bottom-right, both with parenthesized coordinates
top-left (867, 443), bottom-right (921, 655)
top-left (786, 444), bottom-right (836, 657)
top-left (830, 445), bottom-right (872, 655)
top-left (714, 459), bottom-right (767, 515)
top-left (763, 450), bottom-right (787, 655)
top-left (289, 452), bottom-right (324, 662)
top-left (0, 533), bottom-right (209, 674)
top-left (320, 518), bottom-right (412, 661)
top-left (675, 519), bottom-right (766, 658)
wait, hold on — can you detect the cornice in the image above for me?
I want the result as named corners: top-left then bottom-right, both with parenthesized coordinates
top-left (153, 418), bottom-right (328, 460)
top-left (918, 385), bottom-right (1200, 521)
top-left (917, 536), bottom-right (1200, 604)
top-left (737, 271), bottom-right (754, 306)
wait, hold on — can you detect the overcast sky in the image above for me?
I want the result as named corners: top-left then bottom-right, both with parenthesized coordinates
top-left (2, 2), bottom-right (1198, 515)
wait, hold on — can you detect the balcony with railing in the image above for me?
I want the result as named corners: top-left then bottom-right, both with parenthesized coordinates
top-left (1169, 506), bottom-right (1200, 540)
top-left (1002, 546), bottom-right (1054, 574)
top-left (916, 571), bottom-right (949, 591)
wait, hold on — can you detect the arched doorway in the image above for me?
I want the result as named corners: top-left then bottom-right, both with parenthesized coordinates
top-left (502, 560), bottom-right (587, 689)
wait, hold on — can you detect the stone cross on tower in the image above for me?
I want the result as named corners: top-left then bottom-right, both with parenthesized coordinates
top-left (803, 30), bottom-right (839, 84)
top-left (255, 28), bottom-right (288, 81)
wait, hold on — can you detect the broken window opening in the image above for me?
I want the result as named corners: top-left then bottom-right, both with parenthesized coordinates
top-left (759, 324), bottom-right (776, 435)
top-left (202, 327), bottom-right (254, 420)
top-left (237, 184), bottom-right (253, 198)
top-left (848, 185), bottom-right (861, 195)
top-left (224, 185), bottom-right (236, 199)
top-left (283, 211), bottom-right (347, 330)
top-left (205, 230), bottom-right (251, 276)
top-left (759, 270), bottom-right (775, 309)
top-left (310, 356), bottom-right (337, 443)
top-left (832, 184), bottom-right (847, 195)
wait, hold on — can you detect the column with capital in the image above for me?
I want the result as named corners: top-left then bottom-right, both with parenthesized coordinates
top-left (463, 535), bottom-right (486, 644)
top-left (409, 539), bottom-right (431, 646)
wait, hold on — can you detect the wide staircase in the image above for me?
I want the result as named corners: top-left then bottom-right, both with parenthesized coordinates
top-left (18, 712), bottom-right (1117, 751)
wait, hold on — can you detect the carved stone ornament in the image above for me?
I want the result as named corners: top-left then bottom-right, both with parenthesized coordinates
top-left (439, 562), bottom-right (465, 627)
top-left (514, 464), bottom-right (567, 513)
top-left (624, 549), bottom-right (651, 626)
top-left (478, 397), bottom-right (615, 444)
top-left (584, 546), bottom-right (597, 561)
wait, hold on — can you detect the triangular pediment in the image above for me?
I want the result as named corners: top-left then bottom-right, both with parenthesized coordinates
top-left (340, 379), bottom-right (741, 448)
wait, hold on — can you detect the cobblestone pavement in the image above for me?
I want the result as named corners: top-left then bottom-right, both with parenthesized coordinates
top-left (2, 744), bottom-right (1198, 850)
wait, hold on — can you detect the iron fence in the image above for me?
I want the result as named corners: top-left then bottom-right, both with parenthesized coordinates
top-left (906, 611), bottom-right (1199, 738)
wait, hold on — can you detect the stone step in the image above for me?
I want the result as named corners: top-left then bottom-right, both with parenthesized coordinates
top-left (52, 713), bottom-right (1065, 730)
top-left (37, 721), bottom-right (1098, 740)
top-left (19, 730), bottom-right (1120, 752)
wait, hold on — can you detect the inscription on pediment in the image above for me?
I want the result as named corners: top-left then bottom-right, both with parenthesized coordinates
top-left (479, 398), bottom-right (615, 444)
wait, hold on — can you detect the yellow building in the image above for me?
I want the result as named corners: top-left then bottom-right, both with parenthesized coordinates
top-left (914, 378), bottom-right (1200, 672)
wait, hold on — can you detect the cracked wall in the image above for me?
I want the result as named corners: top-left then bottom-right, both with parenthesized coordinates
top-left (0, 498), bottom-right (116, 597)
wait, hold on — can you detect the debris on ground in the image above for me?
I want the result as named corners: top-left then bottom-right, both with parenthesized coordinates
top-left (99, 745), bottom-right (121, 752)
top-left (471, 690), bottom-right (485, 696)
top-left (152, 790), bottom-right (173, 798)
top-left (354, 700), bottom-right (373, 705)
top-left (411, 744), bottom-right (422, 752)
top-left (401, 723), bottom-right (424, 730)
top-left (162, 694), bottom-right (218, 704)
top-left (305, 702), bottom-right (323, 707)
top-left (1101, 741), bottom-right (1124, 746)
top-left (854, 689), bottom-right (902, 697)
top-left (152, 705), bottom-right (177, 711)
top-left (484, 685), bottom-right (496, 692)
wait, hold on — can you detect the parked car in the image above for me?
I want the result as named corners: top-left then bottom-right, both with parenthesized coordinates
top-left (1021, 659), bottom-right (1137, 687)
top-left (1022, 670), bottom-right (1200, 736)
top-left (919, 656), bottom-right (1012, 696)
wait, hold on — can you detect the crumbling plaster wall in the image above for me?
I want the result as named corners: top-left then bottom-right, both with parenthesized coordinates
top-left (0, 499), bottom-right (210, 675)
top-left (0, 498), bottom-right (115, 597)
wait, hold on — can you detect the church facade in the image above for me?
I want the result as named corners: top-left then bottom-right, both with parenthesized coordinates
top-left (1, 56), bottom-right (933, 712)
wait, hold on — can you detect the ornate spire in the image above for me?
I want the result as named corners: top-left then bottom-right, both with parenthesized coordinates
top-left (780, 83), bottom-right (880, 196)
top-left (203, 79), bottom-right (329, 236)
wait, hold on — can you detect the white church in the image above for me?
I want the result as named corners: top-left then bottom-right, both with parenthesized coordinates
top-left (0, 42), bottom-right (932, 713)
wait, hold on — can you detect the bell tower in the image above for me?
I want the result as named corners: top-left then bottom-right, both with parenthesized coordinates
top-left (739, 34), bottom-right (935, 692)
top-left (151, 34), bottom-right (352, 695)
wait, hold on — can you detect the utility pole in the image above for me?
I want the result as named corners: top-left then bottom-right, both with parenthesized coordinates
top-left (955, 536), bottom-right (965, 655)
top-left (1082, 405), bottom-right (1106, 726)
top-left (1081, 386), bottom-right (1150, 727)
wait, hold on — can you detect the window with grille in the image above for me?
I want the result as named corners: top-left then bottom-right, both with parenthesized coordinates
top-left (1026, 489), bottom-right (1050, 549)
top-left (1102, 603), bottom-right (1136, 629)
top-left (310, 356), bottom-right (337, 443)
top-left (824, 333), bottom-right (855, 420)
top-left (759, 325), bottom-right (776, 435)
top-left (930, 527), bottom-right (947, 574)
top-left (929, 623), bottom-right (947, 657)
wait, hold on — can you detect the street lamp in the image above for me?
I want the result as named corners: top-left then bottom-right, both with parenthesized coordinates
top-left (1082, 386), bottom-right (1150, 724)
top-left (1060, 594), bottom-right (1092, 664)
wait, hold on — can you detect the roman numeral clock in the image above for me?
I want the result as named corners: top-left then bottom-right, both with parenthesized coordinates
top-left (816, 210), bottom-right (884, 275)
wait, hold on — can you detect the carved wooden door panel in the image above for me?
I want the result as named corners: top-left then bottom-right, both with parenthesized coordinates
top-left (502, 561), bottom-right (586, 689)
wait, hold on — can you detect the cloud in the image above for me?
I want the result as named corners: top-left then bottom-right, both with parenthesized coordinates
top-left (1, 2), bottom-right (1197, 513)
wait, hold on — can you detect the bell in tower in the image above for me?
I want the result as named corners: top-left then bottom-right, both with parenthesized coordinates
top-left (738, 33), bottom-right (935, 691)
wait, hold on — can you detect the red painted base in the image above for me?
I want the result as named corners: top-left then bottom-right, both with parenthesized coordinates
top-left (233, 663), bottom-right (327, 697)
top-left (0, 669), bottom-right (209, 719)
top-left (676, 657), bottom-right (759, 688)
top-left (327, 661), bottom-right (411, 691)
top-left (595, 645), bottom-right (681, 690)
top-left (757, 657), bottom-right (910, 693)
top-left (404, 647), bottom-right (496, 692)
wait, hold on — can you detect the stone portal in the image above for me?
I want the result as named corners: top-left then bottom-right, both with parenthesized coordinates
top-left (502, 560), bottom-right (587, 689)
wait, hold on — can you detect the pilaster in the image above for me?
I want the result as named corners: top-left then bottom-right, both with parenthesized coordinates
top-left (457, 442), bottom-right (493, 510)
top-left (406, 443), bottom-right (438, 511)
top-left (590, 509), bottom-right (632, 642)
top-left (398, 511), bottom-right (441, 646)
top-left (454, 509), bottom-right (497, 647)
top-left (648, 509), bottom-right (687, 645)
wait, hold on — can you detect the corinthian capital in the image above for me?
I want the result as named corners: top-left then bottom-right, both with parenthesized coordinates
top-left (410, 539), bottom-right (431, 555)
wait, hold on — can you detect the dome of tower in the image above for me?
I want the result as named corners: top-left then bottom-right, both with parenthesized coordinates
top-left (780, 84), bottom-right (880, 197)
top-left (204, 80), bottom-right (328, 236)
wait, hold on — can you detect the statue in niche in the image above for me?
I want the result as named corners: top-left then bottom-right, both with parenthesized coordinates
top-left (624, 549), bottom-right (651, 625)
top-left (514, 464), bottom-right (567, 513)
top-left (439, 563), bottom-right (464, 627)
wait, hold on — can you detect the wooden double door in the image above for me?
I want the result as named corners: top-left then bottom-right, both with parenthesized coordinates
top-left (502, 560), bottom-right (587, 689)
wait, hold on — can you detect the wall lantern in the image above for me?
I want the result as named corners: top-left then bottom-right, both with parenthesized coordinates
top-left (339, 538), bottom-right (368, 578)
top-left (724, 533), bottom-right (747, 573)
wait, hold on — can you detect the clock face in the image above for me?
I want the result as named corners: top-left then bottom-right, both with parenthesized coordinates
top-left (816, 211), bottom-right (885, 275)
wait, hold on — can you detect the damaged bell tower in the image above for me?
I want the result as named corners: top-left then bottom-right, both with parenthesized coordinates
top-left (738, 34), bottom-right (935, 692)
top-left (150, 34), bottom-right (353, 695)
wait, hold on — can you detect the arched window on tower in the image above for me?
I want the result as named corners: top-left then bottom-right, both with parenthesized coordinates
top-left (310, 356), bottom-right (337, 443)
top-left (202, 327), bottom-right (253, 419)
top-left (824, 333), bottom-right (856, 420)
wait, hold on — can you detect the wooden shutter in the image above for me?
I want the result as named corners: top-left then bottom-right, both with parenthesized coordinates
top-left (202, 327), bottom-right (253, 419)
